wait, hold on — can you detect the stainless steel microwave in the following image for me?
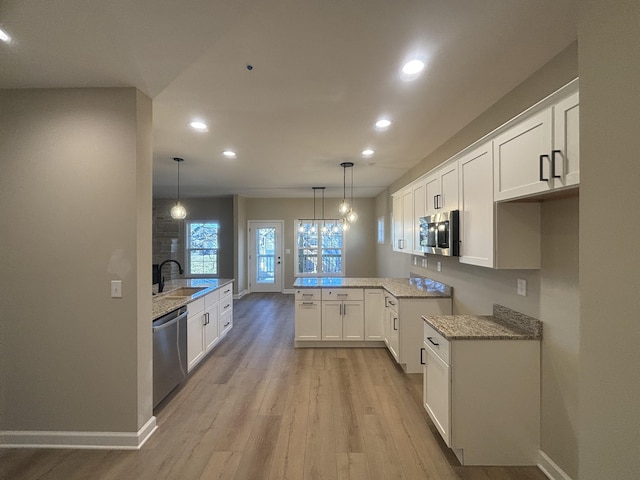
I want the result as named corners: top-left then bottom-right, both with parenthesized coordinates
top-left (419, 210), bottom-right (460, 256)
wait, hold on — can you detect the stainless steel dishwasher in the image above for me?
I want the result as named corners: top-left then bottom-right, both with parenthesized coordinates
top-left (152, 306), bottom-right (188, 408)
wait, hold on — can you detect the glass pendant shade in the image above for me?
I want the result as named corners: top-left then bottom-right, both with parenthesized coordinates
top-left (170, 157), bottom-right (187, 219)
top-left (346, 209), bottom-right (358, 223)
top-left (170, 202), bottom-right (187, 220)
top-left (338, 201), bottom-right (351, 215)
top-left (298, 223), bottom-right (305, 233)
top-left (342, 221), bottom-right (350, 231)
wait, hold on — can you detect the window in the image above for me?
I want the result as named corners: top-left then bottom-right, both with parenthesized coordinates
top-left (296, 221), bottom-right (344, 276)
top-left (186, 221), bottom-right (219, 276)
top-left (377, 216), bottom-right (385, 244)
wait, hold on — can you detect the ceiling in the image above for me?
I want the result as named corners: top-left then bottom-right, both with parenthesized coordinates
top-left (0, 0), bottom-right (577, 199)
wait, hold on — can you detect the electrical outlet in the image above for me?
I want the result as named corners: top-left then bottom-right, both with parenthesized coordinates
top-left (517, 278), bottom-right (527, 296)
top-left (422, 258), bottom-right (427, 268)
top-left (413, 256), bottom-right (418, 266)
top-left (111, 280), bottom-right (122, 298)
top-left (437, 261), bottom-right (442, 272)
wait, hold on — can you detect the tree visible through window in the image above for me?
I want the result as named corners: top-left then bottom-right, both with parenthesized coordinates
top-left (296, 221), bottom-right (343, 276)
top-left (187, 221), bottom-right (219, 276)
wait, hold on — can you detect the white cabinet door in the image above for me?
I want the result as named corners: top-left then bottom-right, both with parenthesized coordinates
top-left (401, 188), bottom-right (414, 253)
top-left (187, 311), bottom-right (205, 371)
top-left (552, 91), bottom-right (580, 189)
top-left (424, 342), bottom-right (451, 447)
top-left (412, 181), bottom-right (426, 254)
top-left (342, 301), bottom-right (364, 340)
top-left (440, 162), bottom-right (459, 212)
top-left (203, 302), bottom-right (219, 352)
top-left (391, 193), bottom-right (403, 252)
top-left (321, 301), bottom-right (343, 340)
top-left (295, 301), bottom-right (321, 341)
top-left (493, 108), bottom-right (553, 201)
top-left (386, 307), bottom-right (400, 361)
top-left (364, 289), bottom-right (385, 341)
top-left (424, 173), bottom-right (440, 217)
top-left (459, 142), bottom-right (494, 268)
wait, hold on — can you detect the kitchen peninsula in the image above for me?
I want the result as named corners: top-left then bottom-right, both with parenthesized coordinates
top-left (293, 275), bottom-right (452, 373)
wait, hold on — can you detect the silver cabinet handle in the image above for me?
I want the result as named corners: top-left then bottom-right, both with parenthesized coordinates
top-left (301, 302), bottom-right (315, 306)
top-left (427, 336), bottom-right (439, 346)
top-left (393, 317), bottom-right (398, 331)
top-left (343, 304), bottom-right (347, 315)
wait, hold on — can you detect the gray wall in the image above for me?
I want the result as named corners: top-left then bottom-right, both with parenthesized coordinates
top-left (245, 197), bottom-right (376, 290)
top-left (578, 2), bottom-right (640, 479)
top-left (0, 88), bottom-right (153, 433)
top-left (233, 195), bottom-right (248, 294)
top-left (152, 197), bottom-right (235, 282)
top-left (375, 42), bottom-right (580, 477)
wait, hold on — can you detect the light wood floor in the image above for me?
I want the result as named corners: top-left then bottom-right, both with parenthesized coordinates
top-left (1, 293), bottom-right (547, 480)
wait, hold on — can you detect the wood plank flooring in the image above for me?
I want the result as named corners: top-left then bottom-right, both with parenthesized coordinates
top-left (0, 293), bottom-right (548, 480)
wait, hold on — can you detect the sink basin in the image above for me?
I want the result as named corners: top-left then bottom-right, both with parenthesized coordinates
top-left (163, 287), bottom-right (206, 297)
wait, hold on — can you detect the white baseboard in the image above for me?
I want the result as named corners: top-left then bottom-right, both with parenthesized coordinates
top-left (234, 289), bottom-right (249, 299)
top-left (538, 450), bottom-right (573, 480)
top-left (282, 288), bottom-right (295, 294)
top-left (0, 416), bottom-right (157, 450)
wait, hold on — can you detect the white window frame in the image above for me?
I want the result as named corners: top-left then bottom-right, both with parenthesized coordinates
top-left (185, 220), bottom-right (220, 277)
top-left (294, 220), bottom-right (345, 277)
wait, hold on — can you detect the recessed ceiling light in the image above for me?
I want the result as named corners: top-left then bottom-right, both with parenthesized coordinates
top-left (222, 150), bottom-right (237, 159)
top-left (362, 149), bottom-right (375, 157)
top-left (402, 59), bottom-right (425, 76)
top-left (0, 28), bottom-right (11, 43)
top-left (375, 119), bottom-right (392, 130)
top-left (189, 120), bottom-right (208, 132)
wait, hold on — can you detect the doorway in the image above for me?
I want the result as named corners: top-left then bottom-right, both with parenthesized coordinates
top-left (248, 221), bottom-right (284, 292)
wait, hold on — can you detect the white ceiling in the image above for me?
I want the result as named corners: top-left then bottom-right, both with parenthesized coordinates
top-left (0, 0), bottom-right (577, 199)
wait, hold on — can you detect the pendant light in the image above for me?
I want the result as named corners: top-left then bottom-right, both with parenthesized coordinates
top-left (338, 162), bottom-right (353, 215)
top-left (338, 162), bottom-right (357, 226)
top-left (170, 157), bottom-right (187, 220)
top-left (298, 187), bottom-right (341, 235)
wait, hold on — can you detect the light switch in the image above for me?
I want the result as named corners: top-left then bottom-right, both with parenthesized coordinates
top-left (111, 280), bottom-right (122, 298)
top-left (422, 258), bottom-right (427, 268)
top-left (285, 249), bottom-right (291, 254)
top-left (517, 278), bottom-right (527, 296)
top-left (413, 256), bottom-right (418, 266)
top-left (437, 261), bottom-right (442, 272)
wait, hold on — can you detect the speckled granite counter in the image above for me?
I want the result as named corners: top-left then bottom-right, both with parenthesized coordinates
top-left (152, 278), bottom-right (234, 320)
top-left (293, 276), bottom-right (452, 299)
top-left (423, 304), bottom-right (542, 340)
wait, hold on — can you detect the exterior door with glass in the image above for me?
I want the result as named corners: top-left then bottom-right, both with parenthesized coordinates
top-left (248, 221), bottom-right (283, 293)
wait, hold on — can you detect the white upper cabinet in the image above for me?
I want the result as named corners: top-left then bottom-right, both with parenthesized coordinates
top-left (493, 108), bottom-right (554, 201)
top-left (424, 163), bottom-right (459, 217)
top-left (412, 180), bottom-right (426, 255)
top-left (392, 187), bottom-right (414, 253)
top-left (458, 142), bottom-right (494, 268)
top-left (494, 86), bottom-right (579, 201)
top-left (552, 91), bottom-right (580, 189)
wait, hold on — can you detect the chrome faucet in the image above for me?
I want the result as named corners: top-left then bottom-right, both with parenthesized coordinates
top-left (157, 260), bottom-right (184, 293)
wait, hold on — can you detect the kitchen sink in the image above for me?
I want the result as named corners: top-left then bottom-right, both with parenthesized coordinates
top-left (163, 287), bottom-right (207, 297)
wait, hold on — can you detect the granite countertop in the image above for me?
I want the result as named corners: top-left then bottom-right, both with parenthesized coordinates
top-left (293, 275), bottom-right (452, 299)
top-left (423, 304), bottom-right (542, 340)
top-left (152, 278), bottom-right (234, 321)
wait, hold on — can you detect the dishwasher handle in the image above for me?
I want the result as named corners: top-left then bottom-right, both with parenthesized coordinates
top-left (152, 309), bottom-right (188, 333)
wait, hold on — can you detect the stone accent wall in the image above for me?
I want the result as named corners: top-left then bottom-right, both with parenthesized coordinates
top-left (153, 199), bottom-right (185, 283)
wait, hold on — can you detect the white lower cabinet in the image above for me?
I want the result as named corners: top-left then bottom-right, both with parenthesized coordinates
top-left (294, 289), bottom-right (321, 341)
top-left (364, 289), bottom-right (385, 341)
top-left (384, 294), bottom-right (452, 373)
top-left (186, 282), bottom-right (234, 372)
top-left (422, 322), bottom-right (540, 465)
top-left (321, 289), bottom-right (364, 341)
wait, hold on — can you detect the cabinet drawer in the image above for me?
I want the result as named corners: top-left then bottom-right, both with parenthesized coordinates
top-left (220, 295), bottom-right (233, 315)
top-left (424, 322), bottom-right (450, 364)
top-left (219, 283), bottom-right (233, 298)
top-left (188, 296), bottom-right (205, 316)
top-left (384, 292), bottom-right (399, 312)
top-left (219, 309), bottom-right (233, 336)
top-left (295, 289), bottom-right (321, 301)
top-left (321, 288), bottom-right (364, 301)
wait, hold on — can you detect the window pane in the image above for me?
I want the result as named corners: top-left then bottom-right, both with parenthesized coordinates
top-left (256, 227), bottom-right (275, 283)
top-left (189, 223), bottom-right (219, 249)
top-left (296, 220), bottom-right (343, 276)
top-left (322, 250), bottom-right (342, 273)
top-left (190, 249), bottom-right (218, 275)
